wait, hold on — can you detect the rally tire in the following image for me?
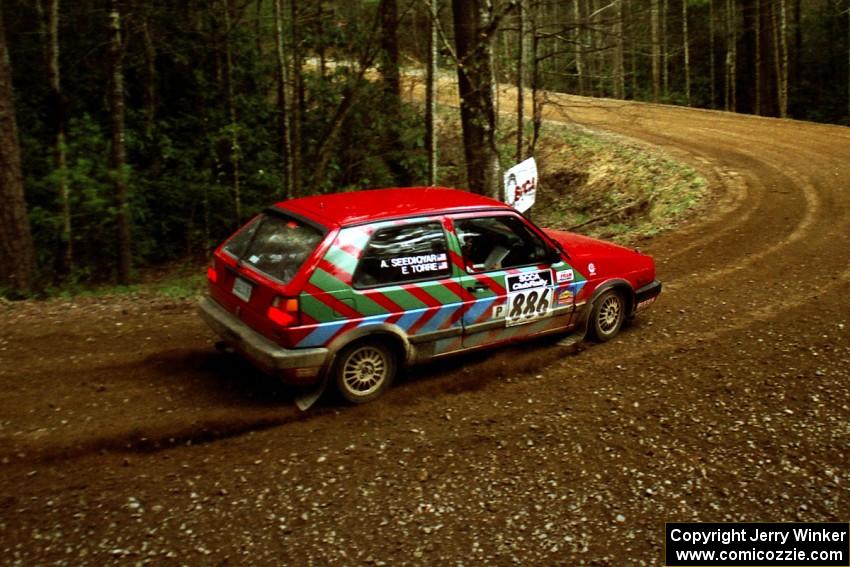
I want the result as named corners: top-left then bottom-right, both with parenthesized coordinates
top-left (332, 340), bottom-right (397, 404)
top-left (588, 289), bottom-right (626, 342)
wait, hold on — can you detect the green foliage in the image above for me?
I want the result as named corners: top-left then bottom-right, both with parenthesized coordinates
top-left (6, 0), bottom-right (427, 288)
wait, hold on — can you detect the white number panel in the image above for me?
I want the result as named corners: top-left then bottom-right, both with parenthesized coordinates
top-left (501, 269), bottom-right (553, 327)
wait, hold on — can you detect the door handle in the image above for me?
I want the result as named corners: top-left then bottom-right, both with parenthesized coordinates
top-left (466, 282), bottom-right (488, 293)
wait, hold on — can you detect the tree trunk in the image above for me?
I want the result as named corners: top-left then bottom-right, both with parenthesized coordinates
top-left (379, 0), bottom-right (409, 185)
top-left (709, 0), bottom-right (716, 108)
top-left (290, 0), bottom-right (303, 196)
top-left (529, 23), bottom-right (542, 155)
top-left (614, 0), bottom-right (625, 100)
top-left (772, 0), bottom-right (788, 117)
top-left (379, 0), bottom-right (401, 102)
top-left (109, 0), bottom-right (131, 284)
top-left (141, 9), bottom-right (157, 139)
top-left (426, 0), bottom-right (438, 186)
top-left (682, 0), bottom-right (691, 106)
top-left (725, 0), bottom-right (737, 112)
top-left (42, 0), bottom-right (72, 273)
top-left (651, 0), bottom-right (660, 102)
top-left (792, 0), bottom-right (801, 111)
top-left (585, 0), bottom-right (596, 96)
top-left (273, 0), bottom-right (292, 198)
top-left (779, 0), bottom-right (788, 117)
top-left (516, 0), bottom-right (525, 161)
top-left (255, 0), bottom-right (263, 57)
top-left (452, 0), bottom-right (501, 198)
top-left (754, 0), bottom-right (761, 114)
top-left (574, 0), bottom-right (585, 96)
top-left (662, 0), bottom-right (669, 98)
top-left (221, 0), bottom-right (241, 222)
top-left (0, 0), bottom-right (36, 293)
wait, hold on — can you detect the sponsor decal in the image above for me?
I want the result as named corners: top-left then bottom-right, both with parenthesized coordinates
top-left (587, 262), bottom-right (597, 276)
top-left (556, 269), bottom-right (574, 283)
top-left (556, 289), bottom-right (574, 306)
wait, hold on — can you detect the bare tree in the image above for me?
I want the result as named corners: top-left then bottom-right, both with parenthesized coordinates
top-left (141, 5), bottom-right (157, 139)
top-left (709, 0), bottom-right (716, 107)
top-left (516, 0), bottom-right (526, 161)
top-left (290, 0), bottom-right (304, 196)
top-left (574, 0), bottom-right (585, 96)
top-left (651, 0), bottom-right (660, 101)
top-left (772, 0), bottom-right (789, 117)
top-left (109, 0), bottom-right (131, 284)
top-left (221, 0), bottom-right (242, 222)
top-left (426, 0), bottom-right (438, 186)
top-left (0, 0), bottom-right (36, 293)
top-left (614, 0), bottom-right (625, 99)
top-left (39, 0), bottom-right (72, 273)
top-left (379, 0), bottom-right (410, 185)
top-left (682, 0), bottom-right (691, 106)
top-left (273, 0), bottom-right (292, 198)
top-left (754, 0), bottom-right (762, 115)
top-left (452, 0), bottom-right (502, 198)
top-left (662, 0), bottom-right (669, 97)
top-left (528, 12), bottom-right (542, 156)
top-left (628, 0), bottom-right (638, 98)
top-left (725, 0), bottom-right (737, 111)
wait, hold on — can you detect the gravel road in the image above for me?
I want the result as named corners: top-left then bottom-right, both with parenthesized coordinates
top-left (1, 90), bottom-right (849, 565)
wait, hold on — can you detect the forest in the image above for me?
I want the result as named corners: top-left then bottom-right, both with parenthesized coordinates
top-left (1, 0), bottom-right (849, 295)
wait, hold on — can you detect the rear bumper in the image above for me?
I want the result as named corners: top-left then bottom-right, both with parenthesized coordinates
top-left (634, 279), bottom-right (662, 312)
top-left (198, 296), bottom-right (329, 385)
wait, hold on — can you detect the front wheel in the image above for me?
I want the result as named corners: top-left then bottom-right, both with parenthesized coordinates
top-left (332, 341), bottom-right (397, 404)
top-left (588, 289), bottom-right (626, 342)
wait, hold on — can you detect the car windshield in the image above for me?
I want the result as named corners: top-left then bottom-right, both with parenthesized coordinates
top-left (224, 212), bottom-right (324, 284)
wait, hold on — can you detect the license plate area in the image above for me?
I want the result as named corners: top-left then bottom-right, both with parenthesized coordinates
top-left (232, 276), bottom-right (254, 302)
top-left (636, 296), bottom-right (656, 311)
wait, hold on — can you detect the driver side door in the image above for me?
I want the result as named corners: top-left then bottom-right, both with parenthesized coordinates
top-left (450, 213), bottom-right (576, 350)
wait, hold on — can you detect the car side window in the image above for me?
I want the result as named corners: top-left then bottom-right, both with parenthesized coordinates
top-left (353, 222), bottom-right (451, 287)
top-left (455, 215), bottom-right (550, 272)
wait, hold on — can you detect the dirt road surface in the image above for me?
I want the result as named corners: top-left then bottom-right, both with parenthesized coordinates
top-left (2, 92), bottom-right (849, 565)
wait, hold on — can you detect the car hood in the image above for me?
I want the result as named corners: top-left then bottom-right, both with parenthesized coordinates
top-left (542, 228), bottom-right (654, 279)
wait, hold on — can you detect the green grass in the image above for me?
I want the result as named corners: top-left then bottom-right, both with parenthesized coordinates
top-left (30, 266), bottom-right (207, 302)
top-left (529, 125), bottom-right (707, 244)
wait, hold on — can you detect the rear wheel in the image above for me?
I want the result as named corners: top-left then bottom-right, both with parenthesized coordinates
top-left (588, 289), bottom-right (626, 342)
top-left (332, 341), bottom-right (396, 404)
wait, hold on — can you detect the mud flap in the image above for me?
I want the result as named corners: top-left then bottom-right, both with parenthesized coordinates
top-left (556, 307), bottom-right (591, 348)
top-left (294, 372), bottom-right (328, 411)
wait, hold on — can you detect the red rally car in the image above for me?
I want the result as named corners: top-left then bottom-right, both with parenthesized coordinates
top-left (199, 187), bottom-right (661, 404)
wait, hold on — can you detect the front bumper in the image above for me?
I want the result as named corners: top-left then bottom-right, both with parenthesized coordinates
top-left (198, 297), bottom-right (329, 384)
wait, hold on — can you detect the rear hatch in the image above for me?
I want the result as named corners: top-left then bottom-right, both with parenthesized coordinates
top-left (208, 209), bottom-right (328, 343)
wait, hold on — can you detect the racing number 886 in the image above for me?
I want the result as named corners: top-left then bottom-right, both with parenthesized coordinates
top-left (509, 290), bottom-right (550, 319)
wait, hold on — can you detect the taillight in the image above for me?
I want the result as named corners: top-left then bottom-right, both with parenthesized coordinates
top-left (267, 297), bottom-right (300, 327)
top-left (206, 264), bottom-right (218, 284)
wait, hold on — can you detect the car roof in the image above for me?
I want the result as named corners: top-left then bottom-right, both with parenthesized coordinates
top-left (276, 187), bottom-right (513, 227)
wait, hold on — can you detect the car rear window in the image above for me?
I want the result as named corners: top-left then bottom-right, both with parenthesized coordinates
top-left (224, 212), bottom-right (324, 284)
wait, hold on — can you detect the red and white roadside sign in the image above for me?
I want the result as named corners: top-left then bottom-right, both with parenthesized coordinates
top-left (504, 157), bottom-right (538, 213)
